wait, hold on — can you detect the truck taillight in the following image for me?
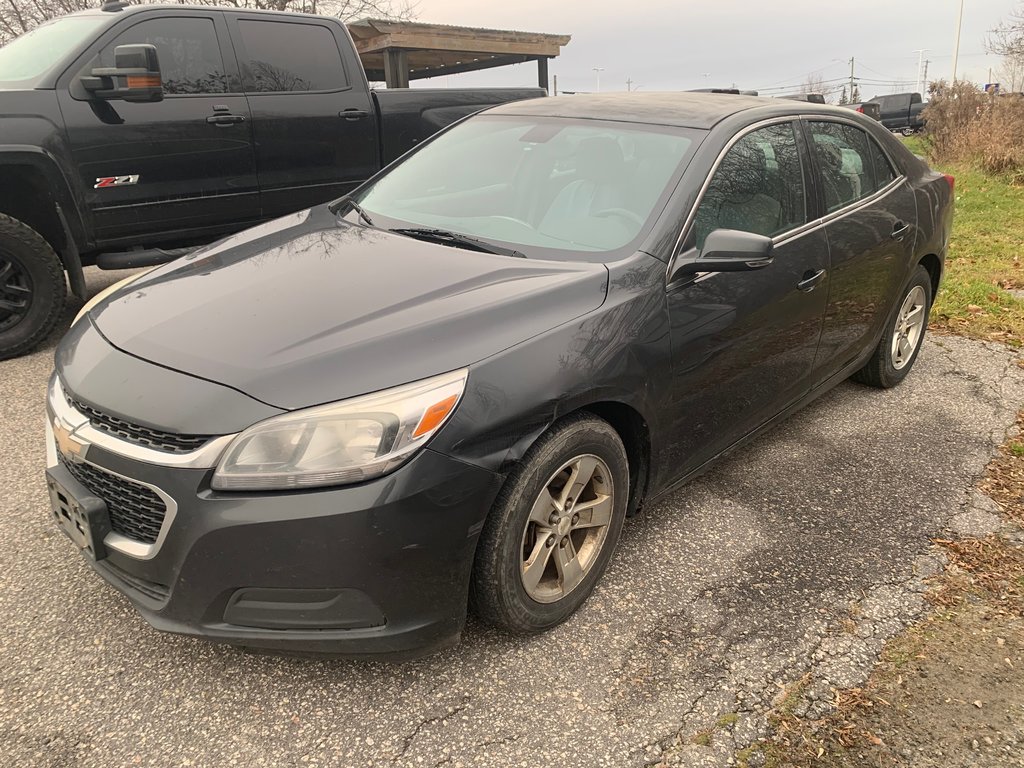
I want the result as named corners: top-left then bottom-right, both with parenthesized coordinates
top-left (944, 174), bottom-right (955, 193)
top-left (855, 106), bottom-right (864, 113)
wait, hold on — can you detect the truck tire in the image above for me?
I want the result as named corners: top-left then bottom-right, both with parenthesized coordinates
top-left (0, 214), bottom-right (67, 360)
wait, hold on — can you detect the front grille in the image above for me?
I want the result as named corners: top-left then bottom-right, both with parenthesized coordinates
top-left (62, 458), bottom-right (167, 545)
top-left (66, 393), bottom-right (210, 454)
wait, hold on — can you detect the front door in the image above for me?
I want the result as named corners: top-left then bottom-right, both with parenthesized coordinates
top-left (660, 121), bottom-right (829, 481)
top-left (58, 12), bottom-right (260, 247)
top-left (227, 16), bottom-right (380, 218)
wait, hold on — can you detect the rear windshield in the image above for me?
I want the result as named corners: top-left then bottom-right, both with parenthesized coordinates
top-left (0, 16), bottom-right (108, 88)
top-left (357, 115), bottom-right (703, 262)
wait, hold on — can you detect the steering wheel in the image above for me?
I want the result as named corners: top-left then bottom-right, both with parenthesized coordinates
top-left (594, 208), bottom-right (644, 227)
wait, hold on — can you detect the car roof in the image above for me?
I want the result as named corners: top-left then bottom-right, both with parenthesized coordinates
top-left (487, 92), bottom-right (861, 130)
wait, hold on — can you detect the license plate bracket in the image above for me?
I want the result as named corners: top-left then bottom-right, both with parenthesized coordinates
top-left (46, 466), bottom-right (111, 561)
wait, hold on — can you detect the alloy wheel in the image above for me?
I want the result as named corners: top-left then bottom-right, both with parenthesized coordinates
top-left (891, 284), bottom-right (927, 370)
top-left (520, 453), bottom-right (614, 604)
top-left (0, 254), bottom-right (32, 333)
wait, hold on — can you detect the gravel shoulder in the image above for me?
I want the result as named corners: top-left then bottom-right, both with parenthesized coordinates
top-left (1, 269), bottom-right (1023, 767)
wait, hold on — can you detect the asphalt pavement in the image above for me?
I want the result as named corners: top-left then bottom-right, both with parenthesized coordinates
top-left (2, 267), bottom-right (1022, 767)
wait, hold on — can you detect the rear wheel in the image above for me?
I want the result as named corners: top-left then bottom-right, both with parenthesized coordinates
top-left (0, 214), bottom-right (66, 360)
top-left (852, 265), bottom-right (932, 388)
top-left (470, 414), bottom-right (629, 632)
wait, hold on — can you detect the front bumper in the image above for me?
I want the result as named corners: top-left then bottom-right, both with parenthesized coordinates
top-left (45, 388), bottom-right (504, 658)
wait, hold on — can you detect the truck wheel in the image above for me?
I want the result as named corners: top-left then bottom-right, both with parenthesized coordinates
top-left (0, 214), bottom-right (67, 360)
top-left (901, 127), bottom-right (915, 137)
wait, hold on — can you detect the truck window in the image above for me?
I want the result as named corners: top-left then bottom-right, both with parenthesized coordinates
top-left (100, 17), bottom-right (227, 95)
top-left (237, 21), bottom-right (348, 93)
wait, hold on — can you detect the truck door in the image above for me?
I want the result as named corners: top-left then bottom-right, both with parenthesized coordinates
top-left (226, 15), bottom-right (381, 218)
top-left (57, 11), bottom-right (260, 247)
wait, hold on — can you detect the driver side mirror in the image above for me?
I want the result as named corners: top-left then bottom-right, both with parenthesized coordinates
top-left (670, 229), bottom-right (774, 281)
top-left (81, 44), bottom-right (163, 103)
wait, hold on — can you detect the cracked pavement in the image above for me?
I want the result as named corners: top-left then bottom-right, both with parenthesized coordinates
top-left (2, 268), bottom-right (1023, 767)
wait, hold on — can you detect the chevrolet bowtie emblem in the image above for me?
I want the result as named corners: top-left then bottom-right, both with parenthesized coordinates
top-left (53, 417), bottom-right (87, 462)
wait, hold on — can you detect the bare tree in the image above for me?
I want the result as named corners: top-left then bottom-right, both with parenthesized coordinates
top-left (800, 72), bottom-right (827, 97)
top-left (0, 0), bottom-right (415, 44)
top-left (988, 4), bottom-right (1024, 59)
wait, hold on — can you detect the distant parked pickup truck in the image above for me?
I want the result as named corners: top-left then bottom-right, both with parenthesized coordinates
top-left (841, 101), bottom-right (882, 121)
top-left (0, 2), bottom-right (542, 358)
top-left (867, 92), bottom-right (926, 135)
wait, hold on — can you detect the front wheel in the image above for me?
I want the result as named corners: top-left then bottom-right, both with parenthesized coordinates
top-left (852, 265), bottom-right (932, 388)
top-left (901, 127), bottom-right (916, 137)
top-left (0, 214), bottom-right (67, 360)
top-left (470, 414), bottom-right (629, 633)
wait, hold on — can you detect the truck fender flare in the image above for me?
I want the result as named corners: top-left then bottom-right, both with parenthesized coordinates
top-left (0, 147), bottom-right (90, 299)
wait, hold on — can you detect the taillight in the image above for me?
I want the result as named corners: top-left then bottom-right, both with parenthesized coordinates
top-left (855, 106), bottom-right (864, 113)
top-left (944, 174), bottom-right (955, 193)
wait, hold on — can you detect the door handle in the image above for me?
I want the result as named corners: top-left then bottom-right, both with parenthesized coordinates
top-left (797, 268), bottom-right (827, 292)
top-left (339, 109), bottom-right (370, 120)
top-left (891, 221), bottom-right (911, 241)
top-left (206, 114), bottom-right (245, 126)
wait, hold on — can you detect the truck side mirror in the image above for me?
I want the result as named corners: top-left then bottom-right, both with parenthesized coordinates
top-left (81, 44), bottom-right (163, 103)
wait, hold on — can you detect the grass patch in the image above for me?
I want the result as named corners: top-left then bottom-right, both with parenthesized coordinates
top-left (903, 139), bottom-right (1024, 345)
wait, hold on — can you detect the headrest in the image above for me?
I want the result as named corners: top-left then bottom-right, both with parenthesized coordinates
top-left (575, 137), bottom-right (626, 183)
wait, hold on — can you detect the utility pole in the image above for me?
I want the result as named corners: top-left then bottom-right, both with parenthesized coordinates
top-left (553, 74), bottom-right (558, 96)
top-left (626, 77), bottom-right (633, 92)
top-left (849, 57), bottom-right (856, 102)
top-left (592, 67), bottom-right (604, 92)
top-left (951, 0), bottom-right (965, 82)
top-left (912, 49), bottom-right (928, 93)
top-left (923, 59), bottom-right (931, 92)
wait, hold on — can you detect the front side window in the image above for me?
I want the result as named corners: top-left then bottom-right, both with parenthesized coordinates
top-left (101, 17), bottom-right (226, 95)
top-left (808, 122), bottom-right (873, 212)
top-left (693, 122), bottom-right (807, 249)
top-left (356, 116), bottom-right (700, 260)
top-left (238, 21), bottom-right (347, 93)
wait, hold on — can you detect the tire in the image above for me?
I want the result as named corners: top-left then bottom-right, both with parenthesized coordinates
top-left (470, 413), bottom-right (629, 633)
top-left (901, 127), bottom-right (915, 137)
top-left (0, 214), bottom-right (67, 361)
top-left (852, 265), bottom-right (932, 388)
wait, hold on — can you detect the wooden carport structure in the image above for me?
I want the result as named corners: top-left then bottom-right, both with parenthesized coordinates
top-left (347, 19), bottom-right (571, 91)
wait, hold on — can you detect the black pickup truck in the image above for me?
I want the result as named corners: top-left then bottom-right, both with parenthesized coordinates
top-left (0, 2), bottom-right (542, 359)
top-left (867, 92), bottom-right (927, 135)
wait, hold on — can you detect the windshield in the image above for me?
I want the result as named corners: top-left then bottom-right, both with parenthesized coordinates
top-left (357, 115), bottom-right (702, 261)
top-left (0, 16), bottom-right (108, 87)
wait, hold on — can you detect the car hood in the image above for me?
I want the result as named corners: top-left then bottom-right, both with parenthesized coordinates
top-left (91, 207), bottom-right (609, 410)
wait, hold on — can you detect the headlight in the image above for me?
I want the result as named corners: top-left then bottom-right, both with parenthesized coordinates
top-left (211, 369), bottom-right (468, 491)
top-left (72, 268), bottom-right (155, 326)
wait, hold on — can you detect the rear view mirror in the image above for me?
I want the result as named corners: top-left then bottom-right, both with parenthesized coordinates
top-left (671, 229), bottom-right (774, 280)
top-left (81, 44), bottom-right (163, 103)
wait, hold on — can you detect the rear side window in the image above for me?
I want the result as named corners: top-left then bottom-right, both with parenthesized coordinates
top-left (808, 122), bottom-right (875, 212)
top-left (238, 21), bottom-right (347, 93)
top-left (867, 137), bottom-right (897, 191)
top-left (693, 122), bottom-right (807, 249)
top-left (101, 17), bottom-right (226, 95)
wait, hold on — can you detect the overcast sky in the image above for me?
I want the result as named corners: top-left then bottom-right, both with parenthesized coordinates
top-left (411, 0), bottom-right (1018, 97)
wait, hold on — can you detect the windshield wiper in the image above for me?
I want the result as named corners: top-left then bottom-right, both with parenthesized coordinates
top-left (390, 228), bottom-right (525, 258)
top-left (329, 197), bottom-right (375, 228)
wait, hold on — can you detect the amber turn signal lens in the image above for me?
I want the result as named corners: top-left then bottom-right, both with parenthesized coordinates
top-left (127, 75), bottom-right (161, 88)
top-left (413, 395), bottom-right (459, 438)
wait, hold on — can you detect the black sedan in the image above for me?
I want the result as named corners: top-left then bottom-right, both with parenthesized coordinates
top-left (45, 93), bottom-right (954, 657)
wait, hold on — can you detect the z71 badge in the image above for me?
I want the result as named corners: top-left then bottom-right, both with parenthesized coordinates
top-left (94, 174), bottom-right (140, 189)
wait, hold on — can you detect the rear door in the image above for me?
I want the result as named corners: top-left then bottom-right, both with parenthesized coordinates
top-left (804, 119), bottom-right (918, 378)
top-left (661, 120), bottom-right (830, 475)
top-left (58, 11), bottom-right (260, 246)
top-left (226, 15), bottom-right (380, 218)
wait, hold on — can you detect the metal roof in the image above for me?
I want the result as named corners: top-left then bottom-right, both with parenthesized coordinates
top-left (347, 18), bottom-right (570, 84)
